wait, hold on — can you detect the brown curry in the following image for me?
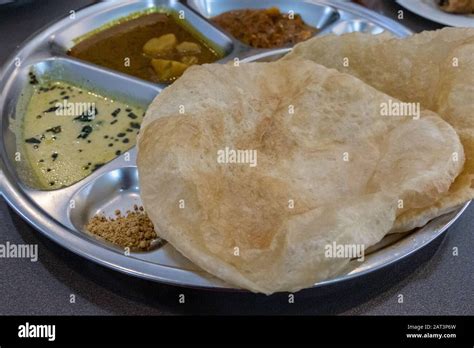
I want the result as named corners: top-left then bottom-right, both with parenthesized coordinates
top-left (68, 12), bottom-right (222, 83)
top-left (212, 7), bottom-right (317, 48)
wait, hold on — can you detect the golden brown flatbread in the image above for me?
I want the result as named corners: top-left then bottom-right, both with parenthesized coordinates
top-left (137, 60), bottom-right (463, 293)
top-left (283, 28), bottom-right (474, 232)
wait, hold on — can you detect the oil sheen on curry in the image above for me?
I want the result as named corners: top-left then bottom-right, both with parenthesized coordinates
top-left (68, 12), bottom-right (222, 83)
top-left (21, 75), bottom-right (144, 189)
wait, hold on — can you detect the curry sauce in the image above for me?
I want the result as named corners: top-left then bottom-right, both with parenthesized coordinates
top-left (21, 79), bottom-right (144, 189)
top-left (68, 12), bottom-right (222, 83)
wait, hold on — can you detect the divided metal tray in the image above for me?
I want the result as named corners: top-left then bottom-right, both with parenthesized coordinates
top-left (0, 0), bottom-right (467, 291)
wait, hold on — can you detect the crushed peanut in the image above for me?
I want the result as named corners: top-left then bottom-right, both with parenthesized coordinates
top-left (86, 205), bottom-right (159, 251)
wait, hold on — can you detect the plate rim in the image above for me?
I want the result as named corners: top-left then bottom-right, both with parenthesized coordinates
top-left (396, 0), bottom-right (474, 27)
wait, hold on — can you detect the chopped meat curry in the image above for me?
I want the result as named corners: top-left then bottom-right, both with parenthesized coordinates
top-left (212, 7), bottom-right (317, 48)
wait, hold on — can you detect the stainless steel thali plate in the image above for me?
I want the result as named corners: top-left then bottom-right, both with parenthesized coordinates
top-left (0, 0), bottom-right (468, 292)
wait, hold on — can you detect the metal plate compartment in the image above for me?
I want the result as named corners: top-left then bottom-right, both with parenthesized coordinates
top-left (52, 0), bottom-right (234, 55)
top-left (187, 0), bottom-right (412, 39)
top-left (4, 57), bottom-right (159, 192)
top-left (187, 0), bottom-right (340, 31)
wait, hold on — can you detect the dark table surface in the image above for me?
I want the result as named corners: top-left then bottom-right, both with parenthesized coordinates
top-left (0, 0), bottom-right (472, 315)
